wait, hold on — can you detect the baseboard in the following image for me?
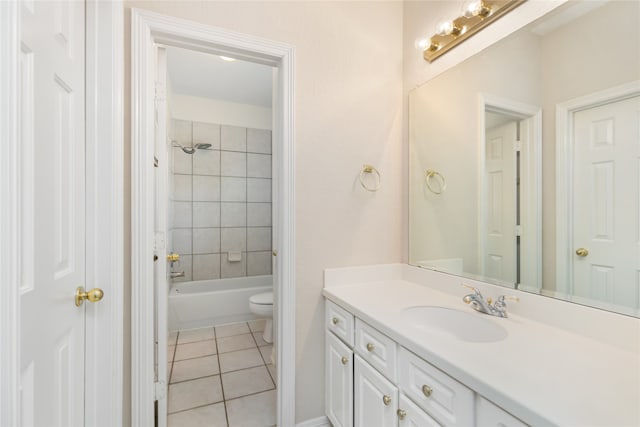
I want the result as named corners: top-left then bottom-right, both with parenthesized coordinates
top-left (296, 415), bottom-right (330, 427)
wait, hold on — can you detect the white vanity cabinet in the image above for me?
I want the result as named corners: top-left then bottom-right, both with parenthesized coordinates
top-left (354, 354), bottom-right (398, 426)
top-left (326, 331), bottom-right (353, 427)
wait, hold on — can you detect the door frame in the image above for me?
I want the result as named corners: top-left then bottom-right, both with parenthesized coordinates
top-left (0, 1), bottom-right (124, 425)
top-left (555, 80), bottom-right (640, 296)
top-left (130, 9), bottom-right (296, 426)
top-left (477, 93), bottom-right (542, 290)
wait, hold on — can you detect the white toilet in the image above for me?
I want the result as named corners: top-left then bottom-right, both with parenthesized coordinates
top-left (249, 291), bottom-right (273, 344)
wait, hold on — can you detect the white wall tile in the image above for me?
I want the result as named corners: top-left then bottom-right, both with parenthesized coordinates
top-left (221, 202), bottom-right (247, 227)
top-left (247, 128), bottom-right (271, 154)
top-left (193, 254), bottom-right (221, 281)
top-left (247, 227), bottom-right (271, 251)
top-left (193, 228), bottom-right (221, 254)
top-left (172, 119), bottom-right (192, 144)
top-left (221, 253), bottom-right (247, 278)
top-left (247, 178), bottom-right (271, 202)
top-left (221, 151), bottom-right (247, 177)
top-left (193, 202), bottom-right (220, 228)
top-left (172, 229), bottom-right (192, 254)
top-left (247, 203), bottom-right (271, 227)
top-left (221, 125), bottom-right (246, 152)
top-left (172, 147), bottom-right (192, 174)
top-left (221, 228), bottom-right (247, 252)
top-left (193, 149), bottom-right (220, 176)
top-left (193, 176), bottom-right (220, 201)
top-left (221, 177), bottom-right (247, 202)
top-left (247, 153), bottom-right (271, 178)
top-left (170, 255), bottom-right (192, 282)
top-left (172, 201), bottom-right (192, 228)
top-left (193, 122), bottom-right (221, 149)
top-left (247, 251), bottom-right (272, 276)
top-left (172, 175), bottom-right (192, 201)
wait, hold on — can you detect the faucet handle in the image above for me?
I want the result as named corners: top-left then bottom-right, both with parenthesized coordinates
top-left (461, 283), bottom-right (482, 295)
top-left (497, 295), bottom-right (520, 303)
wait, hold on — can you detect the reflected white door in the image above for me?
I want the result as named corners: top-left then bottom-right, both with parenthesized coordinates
top-left (484, 121), bottom-right (517, 283)
top-left (572, 95), bottom-right (640, 308)
top-left (20, 1), bottom-right (86, 425)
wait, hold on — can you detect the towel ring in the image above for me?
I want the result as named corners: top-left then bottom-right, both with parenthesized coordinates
top-left (359, 164), bottom-right (381, 192)
top-left (425, 169), bottom-right (446, 195)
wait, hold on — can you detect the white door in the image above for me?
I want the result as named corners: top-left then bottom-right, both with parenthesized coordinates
top-left (354, 355), bottom-right (397, 427)
top-left (20, 1), bottom-right (88, 425)
top-left (484, 120), bottom-right (518, 283)
top-left (326, 332), bottom-right (353, 427)
top-left (572, 95), bottom-right (640, 308)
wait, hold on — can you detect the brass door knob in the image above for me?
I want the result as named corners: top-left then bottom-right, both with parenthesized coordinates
top-left (366, 343), bottom-right (375, 352)
top-left (341, 356), bottom-right (349, 365)
top-left (397, 409), bottom-right (407, 420)
top-left (75, 287), bottom-right (104, 307)
top-left (382, 395), bottom-right (392, 406)
top-left (575, 248), bottom-right (589, 257)
top-left (167, 253), bottom-right (180, 262)
top-left (422, 384), bottom-right (433, 397)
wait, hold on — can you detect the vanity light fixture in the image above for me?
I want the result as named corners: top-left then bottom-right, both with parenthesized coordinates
top-left (421, 0), bottom-right (525, 62)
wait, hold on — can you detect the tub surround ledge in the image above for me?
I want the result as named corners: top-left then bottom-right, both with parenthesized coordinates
top-left (323, 263), bottom-right (640, 427)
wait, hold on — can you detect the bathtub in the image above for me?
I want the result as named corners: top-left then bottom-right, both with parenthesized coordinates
top-left (168, 275), bottom-right (272, 332)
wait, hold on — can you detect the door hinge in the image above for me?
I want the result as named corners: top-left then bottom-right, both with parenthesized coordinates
top-left (154, 231), bottom-right (166, 251)
top-left (154, 381), bottom-right (166, 401)
top-left (154, 156), bottom-right (159, 167)
top-left (514, 140), bottom-right (522, 152)
top-left (154, 81), bottom-right (166, 102)
top-left (515, 225), bottom-right (522, 236)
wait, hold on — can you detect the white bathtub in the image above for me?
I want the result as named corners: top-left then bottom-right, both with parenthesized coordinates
top-left (168, 275), bottom-right (272, 332)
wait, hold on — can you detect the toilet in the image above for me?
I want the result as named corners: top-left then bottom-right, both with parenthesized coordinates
top-left (249, 291), bottom-right (273, 344)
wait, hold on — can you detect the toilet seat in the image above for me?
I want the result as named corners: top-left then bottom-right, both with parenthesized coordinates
top-left (250, 292), bottom-right (273, 306)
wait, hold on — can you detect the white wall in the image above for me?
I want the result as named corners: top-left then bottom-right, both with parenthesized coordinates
top-left (124, 1), bottom-right (404, 424)
top-left (171, 94), bottom-right (272, 130)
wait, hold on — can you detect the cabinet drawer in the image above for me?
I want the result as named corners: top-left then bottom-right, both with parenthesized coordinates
top-left (354, 355), bottom-right (398, 427)
top-left (326, 300), bottom-right (355, 347)
top-left (398, 393), bottom-right (441, 427)
top-left (476, 396), bottom-right (528, 427)
top-left (399, 348), bottom-right (473, 427)
top-left (355, 319), bottom-right (397, 382)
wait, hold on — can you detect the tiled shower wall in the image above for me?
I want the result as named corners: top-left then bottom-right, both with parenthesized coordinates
top-left (169, 119), bottom-right (272, 282)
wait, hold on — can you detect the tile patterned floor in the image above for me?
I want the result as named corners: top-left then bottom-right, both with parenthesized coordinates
top-left (167, 319), bottom-right (276, 427)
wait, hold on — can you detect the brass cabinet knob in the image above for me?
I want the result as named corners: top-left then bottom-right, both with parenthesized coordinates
top-left (167, 253), bottom-right (180, 262)
top-left (341, 356), bottom-right (349, 365)
top-left (382, 395), bottom-right (392, 406)
top-left (366, 343), bottom-right (375, 352)
top-left (575, 248), bottom-right (589, 257)
top-left (397, 409), bottom-right (407, 420)
top-left (332, 317), bottom-right (339, 325)
top-left (422, 384), bottom-right (433, 398)
top-left (75, 287), bottom-right (104, 307)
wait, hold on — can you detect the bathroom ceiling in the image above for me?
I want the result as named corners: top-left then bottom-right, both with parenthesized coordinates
top-left (166, 46), bottom-right (273, 107)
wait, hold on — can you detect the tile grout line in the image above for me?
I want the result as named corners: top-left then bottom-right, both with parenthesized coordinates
top-left (214, 326), bottom-right (231, 427)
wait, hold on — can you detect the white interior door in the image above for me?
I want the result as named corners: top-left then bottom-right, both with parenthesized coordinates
top-left (19, 1), bottom-right (87, 425)
top-left (484, 121), bottom-right (518, 283)
top-left (572, 95), bottom-right (640, 308)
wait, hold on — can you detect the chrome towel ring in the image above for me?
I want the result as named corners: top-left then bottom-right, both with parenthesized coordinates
top-left (425, 169), bottom-right (446, 195)
top-left (359, 164), bottom-right (381, 192)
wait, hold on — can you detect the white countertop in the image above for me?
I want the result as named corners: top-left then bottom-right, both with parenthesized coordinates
top-left (323, 266), bottom-right (640, 427)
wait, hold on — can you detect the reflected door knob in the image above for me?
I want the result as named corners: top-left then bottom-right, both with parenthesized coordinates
top-left (575, 248), bottom-right (589, 257)
top-left (75, 287), bottom-right (104, 307)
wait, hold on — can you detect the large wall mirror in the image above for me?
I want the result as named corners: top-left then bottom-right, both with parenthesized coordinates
top-left (409, 0), bottom-right (640, 317)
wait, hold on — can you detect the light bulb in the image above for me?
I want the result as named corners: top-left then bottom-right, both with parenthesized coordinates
top-left (462, 0), bottom-right (491, 18)
top-left (414, 37), bottom-right (431, 51)
top-left (435, 19), bottom-right (454, 37)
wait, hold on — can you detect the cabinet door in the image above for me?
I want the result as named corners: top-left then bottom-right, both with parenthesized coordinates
top-left (398, 394), bottom-right (441, 427)
top-left (326, 331), bottom-right (353, 427)
top-left (476, 396), bottom-right (528, 427)
top-left (354, 355), bottom-right (398, 427)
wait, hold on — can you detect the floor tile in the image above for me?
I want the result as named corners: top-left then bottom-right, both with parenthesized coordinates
top-left (221, 365), bottom-right (274, 400)
top-left (168, 331), bottom-right (178, 345)
top-left (171, 355), bottom-right (220, 383)
top-left (217, 333), bottom-right (256, 354)
top-left (266, 364), bottom-right (276, 384)
top-left (177, 327), bottom-right (215, 344)
top-left (219, 348), bottom-right (264, 373)
top-left (252, 331), bottom-right (270, 347)
top-left (259, 345), bottom-right (273, 364)
top-left (226, 389), bottom-right (276, 427)
top-left (168, 402), bottom-right (227, 427)
top-left (174, 340), bottom-right (217, 361)
top-left (168, 376), bottom-right (223, 413)
top-left (215, 322), bottom-right (250, 338)
top-left (248, 319), bottom-right (266, 333)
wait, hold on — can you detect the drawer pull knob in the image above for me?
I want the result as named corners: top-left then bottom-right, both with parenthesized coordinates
top-left (332, 317), bottom-right (339, 325)
top-left (422, 384), bottom-right (433, 397)
top-left (397, 409), bottom-right (407, 420)
top-left (341, 356), bottom-right (349, 365)
top-left (366, 342), bottom-right (375, 352)
top-left (382, 395), bottom-right (392, 406)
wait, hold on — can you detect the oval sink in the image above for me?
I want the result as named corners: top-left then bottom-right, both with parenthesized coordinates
top-left (401, 306), bottom-right (508, 343)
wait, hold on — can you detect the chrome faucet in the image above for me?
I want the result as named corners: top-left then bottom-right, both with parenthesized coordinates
top-left (462, 284), bottom-right (519, 318)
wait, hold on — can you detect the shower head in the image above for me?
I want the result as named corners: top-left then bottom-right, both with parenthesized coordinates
top-left (171, 141), bottom-right (212, 154)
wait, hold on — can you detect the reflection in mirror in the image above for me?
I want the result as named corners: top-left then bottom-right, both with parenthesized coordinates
top-left (409, 0), bottom-right (640, 317)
